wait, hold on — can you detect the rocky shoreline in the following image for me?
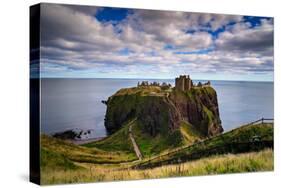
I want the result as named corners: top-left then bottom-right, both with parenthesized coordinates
top-left (53, 128), bottom-right (98, 143)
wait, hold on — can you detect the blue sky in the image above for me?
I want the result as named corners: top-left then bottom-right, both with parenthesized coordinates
top-left (37, 4), bottom-right (274, 81)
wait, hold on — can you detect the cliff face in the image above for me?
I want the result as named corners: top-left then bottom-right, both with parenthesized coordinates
top-left (169, 87), bottom-right (223, 136)
top-left (104, 86), bottom-right (223, 137)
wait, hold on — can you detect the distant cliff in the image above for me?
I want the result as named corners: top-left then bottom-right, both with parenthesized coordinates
top-left (104, 80), bottom-right (223, 138)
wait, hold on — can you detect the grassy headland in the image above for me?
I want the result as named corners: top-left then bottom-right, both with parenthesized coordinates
top-left (40, 83), bottom-right (273, 185)
top-left (40, 122), bottom-right (273, 184)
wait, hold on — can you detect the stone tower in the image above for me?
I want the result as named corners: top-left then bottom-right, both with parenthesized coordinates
top-left (175, 75), bottom-right (193, 91)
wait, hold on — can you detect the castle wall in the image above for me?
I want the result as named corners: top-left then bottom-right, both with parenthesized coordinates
top-left (175, 75), bottom-right (192, 91)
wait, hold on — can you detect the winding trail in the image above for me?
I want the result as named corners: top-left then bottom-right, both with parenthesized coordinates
top-left (134, 118), bottom-right (274, 168)
top-left (128, 119), bottom-right (143, 160)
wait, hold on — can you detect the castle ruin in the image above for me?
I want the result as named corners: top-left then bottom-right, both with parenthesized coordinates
top-left (175, 75), bottom-right (212, 91)
top-left (175, 75), bottom-right (193, 91)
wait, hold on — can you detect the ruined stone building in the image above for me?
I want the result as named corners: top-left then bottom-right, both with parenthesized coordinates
top-left (175, 75), bottom-right (193, 91)
top-left (138, 81), bottom-right (149, 87)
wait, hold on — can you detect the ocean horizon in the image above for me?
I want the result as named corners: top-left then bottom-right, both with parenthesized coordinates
top-left (37, 77), bottom-right (274, 83)
top-left (40, 78), bottom-right (274, 138)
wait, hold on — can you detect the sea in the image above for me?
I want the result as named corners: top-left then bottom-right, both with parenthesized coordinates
top-left (41, 78), bottom-right (274, 138)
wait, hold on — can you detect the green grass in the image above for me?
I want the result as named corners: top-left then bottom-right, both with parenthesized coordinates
top-left (131, 120), bottom-right (185, 158)
top-left (114, 86), bottom-right (167, 96)
top-left (40, 148), bottom-right (80, 171)
top-left (180, 121), bottom-right (203, 144)
top-left (41, 134), bottom-right (137, 164)
top-left (130, 121), bottom-right (203, 158)
top-left (83, 122), bottom-right (135, 155)
top-left (191, 86), bottom-right (216, 97)
top-left (40, 120), bottom-right (274, 185)
top-left (135, 123), bottom-right (273, 168)
top-left (84, 118), bottom-right (202, 159)
top-left (41, 149), bottom-right (273, 185)
top-left (157, 149), bottom-right (273, 176)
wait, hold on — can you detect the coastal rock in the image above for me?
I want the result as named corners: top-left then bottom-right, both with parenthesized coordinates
top-left (169, 87), bottom-right (223, 136)
top-left (104, 80), bottom-right (223, 137)
top-left (104, 92), bottom-right (180, 135)
top-left (53, 129), bottom-right (95, 140)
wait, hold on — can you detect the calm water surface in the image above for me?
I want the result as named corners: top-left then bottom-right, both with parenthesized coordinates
top-left (41, 78), bottom-right (273, 137)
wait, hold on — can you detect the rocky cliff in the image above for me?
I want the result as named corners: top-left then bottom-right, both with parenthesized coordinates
top-left (169, 86), bottom-right (223, 136)
top-left (104, 85), bottom-right (223, 137)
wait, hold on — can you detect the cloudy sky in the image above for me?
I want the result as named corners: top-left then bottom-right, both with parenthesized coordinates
top-left (37, 3), bottom-right (274, 81)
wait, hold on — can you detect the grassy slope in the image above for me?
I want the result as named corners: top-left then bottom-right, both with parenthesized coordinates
top-left (132, 120), bottom-right (183, 158)
top-left (132, 120), bottom-right (203, 158)
top-left (83, 122), bottom-right (137, 161)
top-left (114, 86), bottom-right (166, 96)
top-left (40, 148), bottom-right (80, 171)
top-left (40, 122), bottom-right (274, 184)
top-left (41, 122), bottom-right (273, 168)
top-left (135, 123), bottom-right (273, 168)
top-left (180, 121), bottom-right (204, 144)
top-left (105, 85), bottom-right (219, 155)
top-left (41, 134), bottom-right (136, 164)
top-left (41, 149), bottom-right (273, 185)
top-left (40, 118), bottom-right (203, 170)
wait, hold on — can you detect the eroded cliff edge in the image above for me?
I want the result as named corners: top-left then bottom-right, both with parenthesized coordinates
top-left (104, 80), bottom-right (223, 138)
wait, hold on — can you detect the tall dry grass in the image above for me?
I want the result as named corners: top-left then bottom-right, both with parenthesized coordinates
top-left (41, 149), bottom-right (273, 185)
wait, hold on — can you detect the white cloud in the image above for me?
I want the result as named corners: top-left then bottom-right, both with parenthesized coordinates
top-left (39, 4), bottom-right (273, 80)
top-left (215, 19), bottom-right (273, 56)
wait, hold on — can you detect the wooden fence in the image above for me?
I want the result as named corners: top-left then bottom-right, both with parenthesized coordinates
top-left (134, 118), bottom-right (273, 169)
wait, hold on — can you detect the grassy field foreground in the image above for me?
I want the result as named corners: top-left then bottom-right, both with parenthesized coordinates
top-left (40, 122), bottom-right (273, 185)
top-left (41, 149), bottom-right (273, 185)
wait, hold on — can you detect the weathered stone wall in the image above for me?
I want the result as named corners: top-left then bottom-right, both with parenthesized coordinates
top-left (175, 75), bottom-right (192, 91)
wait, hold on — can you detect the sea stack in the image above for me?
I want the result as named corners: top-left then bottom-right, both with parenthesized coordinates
top-left (104, 75), bottom-right (223, 137)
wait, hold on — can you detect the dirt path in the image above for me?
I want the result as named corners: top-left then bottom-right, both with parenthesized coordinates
top-left (128, 119), bottom-right (143, 160)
